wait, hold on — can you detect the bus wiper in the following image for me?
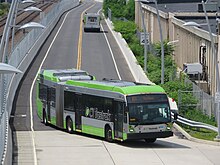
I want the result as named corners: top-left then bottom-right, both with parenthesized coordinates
top-left (134, 122), bottom-right (140, 127)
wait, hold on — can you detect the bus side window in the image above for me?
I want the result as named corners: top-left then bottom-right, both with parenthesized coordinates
top-left (50, 87), bottom-right (56, 107)
top-left (124, 106), bottom-right (128, 123)
top-left (104, 98), bottom-right (113, 121)
top-left (64, 91), bottom-right (75, 111)
top-left (39, 83), bottom-right (47, 101)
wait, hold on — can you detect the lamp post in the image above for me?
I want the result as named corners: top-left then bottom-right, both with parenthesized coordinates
top-left (167, 40), bottom-right (179, 46)
top-left (153, 0), bottom-right (165, 84)
top-left (137, 0), bottom-right (164, 83)
top-left (0, 63), bottom-right (23, 74)
top-left (136, 0), bottom-right (148, 73)
top-left (183, 0), bottom-right (220, 140)
top-left (0, 0), bottom-right (45, 64)
top-left (11, 2), bottom-right (42, 50)
top-left (0, 63), bottom-right (22, 113)
top-left (3, 20), bottom-right (45, 63)
top-left (0, 0), bottom-right (17, 63)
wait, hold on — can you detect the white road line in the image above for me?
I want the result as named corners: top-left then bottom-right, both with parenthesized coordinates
top-left (29, 5), bottom-right (83, 164)
top-left (98, 9), bottom-right (122, 80)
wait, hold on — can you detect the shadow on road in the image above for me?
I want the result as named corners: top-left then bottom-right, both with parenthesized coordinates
top-left (40, 125), bottom-right (190, 149)
top-left (117, 139), bottom-right (190, 149)
top-left (84, 30), bottom-right (108, 33)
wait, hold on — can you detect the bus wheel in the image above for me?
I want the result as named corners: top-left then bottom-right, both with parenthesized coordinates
top-left (105, 127), bottom-right (113, 142)
top-left (66, 117), bottom-right (73, 133)
top-left (144, 138), bottom-right (156, 143)
top-left (42, 110), bottom-right (47, 125)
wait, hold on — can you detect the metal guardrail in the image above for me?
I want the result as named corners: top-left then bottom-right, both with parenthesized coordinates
top-left (171, 112), bottom-right (218, 133)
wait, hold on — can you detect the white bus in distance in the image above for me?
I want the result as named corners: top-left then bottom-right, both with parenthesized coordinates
top-left (83, 12), bottom-right (101, 32)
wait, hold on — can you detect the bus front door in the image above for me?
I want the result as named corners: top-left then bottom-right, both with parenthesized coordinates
top-left (114, 102), bottom-right (124, 139)
top-left (75, 94), bottom-right (84, 131)
top-left (46, 88), bottom-right (51, 122)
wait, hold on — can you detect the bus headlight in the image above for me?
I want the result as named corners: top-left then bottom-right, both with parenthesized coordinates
top-left (166, 123), bottom-right (172, 130)
top-left (129, 126), bottom-right (134, 132)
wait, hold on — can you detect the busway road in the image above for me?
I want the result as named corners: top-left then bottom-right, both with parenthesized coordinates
top-left (10, 0), bottom-right (220, 164)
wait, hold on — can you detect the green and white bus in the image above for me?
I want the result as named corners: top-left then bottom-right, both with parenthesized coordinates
top-left (37, 69), bottom-right (174, 142)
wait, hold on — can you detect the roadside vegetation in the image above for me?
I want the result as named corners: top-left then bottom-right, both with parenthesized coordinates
top-left (103, 0), bottom-right (218, 140)
top-left (0, 3), bottom-right (9, 17)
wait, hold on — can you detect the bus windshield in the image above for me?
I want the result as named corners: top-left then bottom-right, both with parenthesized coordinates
top-left (127, 94), bottom-right (171, 125)
top-left (88, 16), bottom-right (97, 23)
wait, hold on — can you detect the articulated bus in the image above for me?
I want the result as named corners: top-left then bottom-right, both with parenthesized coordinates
top-left (36, 69), bottom-right (175, 142)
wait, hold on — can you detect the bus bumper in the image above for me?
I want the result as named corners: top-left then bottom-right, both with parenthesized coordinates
top-left (127, 131), bottom-right (173, 140)
top-left (84, 27), bottom-right (100, 32)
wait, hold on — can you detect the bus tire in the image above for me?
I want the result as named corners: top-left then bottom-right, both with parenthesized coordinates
top-left (42, 109), bottom-right (47, 125)
top-left (105, 126), bottom-right (113, 142)
top-left (144, 138), bottom-right (156, 143)
top-left (66, 117), bottom-right (73, 133)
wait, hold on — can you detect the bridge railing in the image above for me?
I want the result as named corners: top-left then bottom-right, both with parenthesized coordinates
top-left (1, 0), bottom-right (80, 164)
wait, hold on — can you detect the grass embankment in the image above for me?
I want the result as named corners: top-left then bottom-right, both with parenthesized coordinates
top-left (0, 3), bottom-right (9, 17)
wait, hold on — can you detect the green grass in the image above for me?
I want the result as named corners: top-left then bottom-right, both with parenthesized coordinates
top-left (182, 126), bottom-right (218, 141)
top-left (179, 110), bottom-right (217, 141)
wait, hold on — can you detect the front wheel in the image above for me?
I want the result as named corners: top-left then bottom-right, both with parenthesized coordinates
top-left (144, 138), bottom-right (156, 143)
top-left (66, 117), bottom-right (73, 133)
top-left (105, 127), bottom-right (113, 142)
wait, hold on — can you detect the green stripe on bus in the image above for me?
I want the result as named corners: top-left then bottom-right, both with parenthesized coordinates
top-left (82, 125), bottom-right (105, 137)
top-left (50, 117), bottom-right (56, 125)
top-left (123, 132), bottom-right (127, 140)
top-left (43, 70), bottom-right (59, 82)
top-left (36, 99), bottom-right (43, 119)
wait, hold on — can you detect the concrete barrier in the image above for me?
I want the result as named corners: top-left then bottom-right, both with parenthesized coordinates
top-left (105, 18), bottom-right (153, 84)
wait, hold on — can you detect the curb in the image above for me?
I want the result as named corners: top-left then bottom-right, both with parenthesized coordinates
top-left (104, 17), bottom-right (153, 84)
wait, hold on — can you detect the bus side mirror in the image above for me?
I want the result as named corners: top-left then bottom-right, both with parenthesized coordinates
top-left (173, 112), bottom-right (178, 122)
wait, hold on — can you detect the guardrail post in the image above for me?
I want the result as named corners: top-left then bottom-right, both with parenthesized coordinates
top-left (178, 89), bottom-right (181, 112)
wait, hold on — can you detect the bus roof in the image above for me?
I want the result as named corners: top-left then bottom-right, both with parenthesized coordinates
top-left (39, 69), bottom-right (165, 95)
top-left (39, 69), bottom-right (93, 82)
top-left (66, 79), bottom-right (165, 95)
top-left (84, 13), bottom-right (100, 16)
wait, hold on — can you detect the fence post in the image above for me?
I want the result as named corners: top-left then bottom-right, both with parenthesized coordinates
top-left (178, 90), bottom-right (181, 112)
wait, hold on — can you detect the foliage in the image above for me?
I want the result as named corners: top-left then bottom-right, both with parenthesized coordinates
top-left (123, 0), bottom-right (135, 21)
top-left (0, 3), bottom-right (9, 16)
top-left (105, 0), bottom-right (217, 141)
top-left (147, 53), bottom-right (161, 84)
top-left (154, 40), bottom-right (175, 57)
top-left (183, 126), bottom-right (217, 141)
top-left (184, 110), bottom-right (217, 126)
top-left (180, 111), bottom-right (217, 140)
top-left (103, 0), bottom-right (135, 21)
top-left (113, 20), bottom-right (137, 43)
top-left (147, 53), bottom-right (176, 84)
